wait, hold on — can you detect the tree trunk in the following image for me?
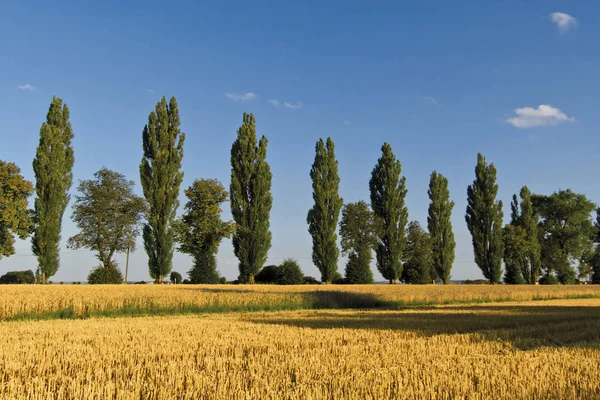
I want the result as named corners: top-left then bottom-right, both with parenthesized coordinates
top-left (41, 272), bottom-right (47, 284)
top-left (389, 279), bottom-right (395, 284)
top-left (248, 275), bottom-right (255, 284)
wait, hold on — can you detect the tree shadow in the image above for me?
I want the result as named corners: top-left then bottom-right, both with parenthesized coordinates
top-left (247, 304), bottom-right (600, 350)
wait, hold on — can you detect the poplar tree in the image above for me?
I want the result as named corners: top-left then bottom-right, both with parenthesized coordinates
top-left (230, 112), bottom-right (272, 283)
top-left (465, 153), bottom-right (504, 284)
top-left (369, 143), bottom-right (408, 283)
top-left (32, 96), bottom-right (75, 284)
top-left (139, 97), bottom-right (185, 283)
top-left (427, 171), bottom-right (455, 284)
top-left (307, 137), bottom-right (343, 283)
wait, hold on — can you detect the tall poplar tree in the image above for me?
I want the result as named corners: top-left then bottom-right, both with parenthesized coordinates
top-left (465, 153), bottom-right (504, 284)
top-left (230, 113), bottom-right (272, 283)
top-left (369, 143), bottom-right (408, 283)
top-left (32, 96), bottom-right (75, 284)
top-left (427, 171), bottom-right (455, 284)
top-left (139, 97), bottom-right (185, 283)
top-left (307, 137), bottom-right (343, 283)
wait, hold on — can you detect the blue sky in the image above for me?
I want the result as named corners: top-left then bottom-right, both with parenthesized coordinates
top-left (1, 1), bottom-right (599, 282)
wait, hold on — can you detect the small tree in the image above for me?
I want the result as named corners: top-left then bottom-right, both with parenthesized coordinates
top-left (502, 225), bottom-right (527, 284)
top-left (340, 201), bottom-right (377, 284)
top-left (0, 161), bottom-right (33, 261)
top-left (170, 271), bottom-right (182, 284)
top-left (140, 97), bottom-right (185, 283)
top-left (427, 171), bottom-right (455, 284)
top-left (88, 261), bottom-right (124, 284)
top-left (307, 138), bottom-right (343, 284)
top-left (402, 221), bottom-right (434, 284)
top-left (68, 168), bottom-right (146, 271)
top-left (369, 143), bottom-right (408, 283)
top-left (465, 153), bottom-right (504, 284)
top-left (278, 258), bottom-right (304, 285)
top-left (230, 113), bottom-right (272, 283)
top-left (0, 270), bottom-right (35, 284)
top-left (32, 96), bottom-right (75, 284)
top-left (175, 179), bottom-right (233, 284)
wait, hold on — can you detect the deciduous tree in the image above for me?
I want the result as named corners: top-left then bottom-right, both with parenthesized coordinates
top-left (402, 221), bottom-right (434, 284)
top-left (339, 201), bottom-right (377, 284)
top-left (0, 161), bottom-right (33, 261)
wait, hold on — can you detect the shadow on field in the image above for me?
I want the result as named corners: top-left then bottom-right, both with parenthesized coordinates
top-left (248, 305), bottom-right (600, 350)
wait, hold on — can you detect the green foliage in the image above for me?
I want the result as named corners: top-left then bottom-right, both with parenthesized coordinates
top-left (278, 258), bottom-right (305, 285)
top-left (87, 262), bottom-right (124, 284)
top-left (369, 143), bottom-right (408, 283)
top-left (427, 171), bottom-right (455, 284)
top-left (402, 221), bottom-right (434, 284)
top-left (139, 97), bottom-right (185, 283)
top-left (340, 201), bottom-right (377, 284)
top-left (502, 225), bottom-right (527, 284)
top-left (255, 265), bottom-right (281, 284)
top-left (465, 153), bottom-right (504, 283)
top-left (0, 270), bottom-right (35, 284)
top-left (68, 168), bottom-right (146, 269)
top-left (532, 189), bottom-right (596, 284)
top-left (0, 161), bottom-right (33, 260)
top-left (170, 271), bottom-right (182, 284)
top-left (230, 113), bottom-right (273, 283)
top-left (307, 138), bottom-right (343, 284)
top-left (174, 179), bottom-right (233, 284)
top-left (303, 276), bottom-right (320, 284)
top-left (32, 96), bottom-right (75, 284)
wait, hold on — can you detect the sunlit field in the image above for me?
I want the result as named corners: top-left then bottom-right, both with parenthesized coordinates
top-left (2, 284), bottom-right (600, 320)
top-left (1, 297), bottom-right (599, 399)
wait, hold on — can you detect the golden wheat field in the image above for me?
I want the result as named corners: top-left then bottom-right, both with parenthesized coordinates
top-left (0, 295), bottom-right (599, 399)
top-left (2, 284), bottom-right (600, 320)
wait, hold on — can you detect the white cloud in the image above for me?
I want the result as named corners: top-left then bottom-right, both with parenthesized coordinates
top-left (284, 101), bottom-right (303, 109)
top-left (343, 120), bottom-right (352, 126)
top-left (506, 104), bottom-right (574, 128)
top-left (550, 12), bottom-right (577, 33)
top-left (146, 88), bottom-right (155, 94)
top-left (225, 92), bottom-right (256, 101)
top-left (424, 96), bottom-right (437, 105)
top-left (268, 99), bottom-right (279, 107)
top-left (19, 84), bottom-right (36, 91)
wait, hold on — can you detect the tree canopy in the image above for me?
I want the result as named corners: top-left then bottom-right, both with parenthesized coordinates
top-left (340, 201), bottom-right (377, 284)
top-left (0, 161), bottom-right (33, 261)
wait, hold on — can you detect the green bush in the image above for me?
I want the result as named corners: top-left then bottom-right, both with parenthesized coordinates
top-left (278, 258), bottom-right (304, 285)
top-left (255, 265), bottom-right (281, 284)
top-left (303, 276), bottom-right (320, 284)
top-left (88, 263), bottom-right (124, 284)
top-left (170, 271), bottom-right (182, 284)
top-left (0, 270), bottom-right (35, 284)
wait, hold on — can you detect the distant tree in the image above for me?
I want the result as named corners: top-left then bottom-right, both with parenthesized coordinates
top-left (303, 276), bottom-right (320, 284)
top-left (230, 113), bottom-right (272, 283)
top-left (465, 153), bottom-right (504, 284)
top-left (402, 221), bottom-right (434, 284)
top-left (174, 179), bottom-right (233, 284)
top-left (278, 258), bottom-right (304, 285)
top-left (592, 210), bottom-right (600, 284)
top-left (140, 97), bottom-right (185, 283)
top-left (255, 265), bottom-right (281, 284)
top-left (427, 171), bottom-right (455, 284)
top-left (502, 225), bottom-right (527, 284)
top-left (87, 261), bottom-right (124, 284)
top-left (68, 168), bottom-right (146, 271)
top-left (0, 161), bottom-right (33, 261)
top-left (307, 138), bottom-right (343, 284)
top-left (32, 96), bottom-right (75, 284)
top-left (0, 270), bottom-right (35, 284)
top-left (340, 201), bottom-right (377, 284)
top-left (170, 271), bottom-right (182, 284)
top-left (532, 189), bottom-right (596, 284)
top-left (369, 143), bottom-right (408, 283)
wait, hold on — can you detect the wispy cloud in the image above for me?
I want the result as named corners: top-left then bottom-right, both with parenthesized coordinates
top-left (550, 12), bottom-right (577, 33)
top-left (19, 84), bottom-right (37, 91)
top-left (343, 120), bottom-right (352, 126)
top-left (506, 104), bottom-right (574, 129)
top-left (284, 101), bottom-right (303, 109)
top-left (225, 92), bottom-right (256, 101)
top-left (146, 88), bottom-right (155, 94)
top-left (268, 99), bottom-right (280, 107)
top-left (424, 96), bottom-right (437, 105)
